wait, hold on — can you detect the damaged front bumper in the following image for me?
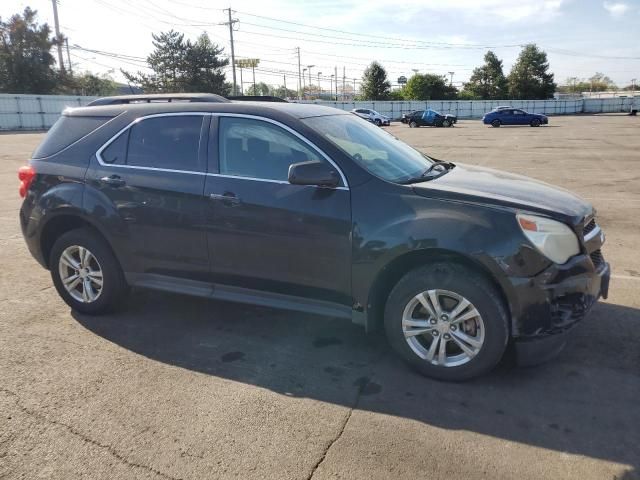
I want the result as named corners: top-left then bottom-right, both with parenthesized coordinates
top-left (510, 253), bottom-right (610, 366)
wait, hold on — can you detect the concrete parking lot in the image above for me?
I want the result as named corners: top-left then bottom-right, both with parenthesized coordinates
top-left (1, 114), bottom-right (638, 480)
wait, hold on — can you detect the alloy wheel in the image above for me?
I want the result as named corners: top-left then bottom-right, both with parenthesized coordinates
top-left (58, 245), bottom-right (103, 303)
top-left (401, 289), bottom-right (485, 367)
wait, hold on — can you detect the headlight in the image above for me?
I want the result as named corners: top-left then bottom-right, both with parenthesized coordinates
top-left (517, 214), bottom-right (580, 264)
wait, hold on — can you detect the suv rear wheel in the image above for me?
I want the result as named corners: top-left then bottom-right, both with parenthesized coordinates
top-left (384, 262), bottom-right (509, 381)
top-left (491, 119), bottom-right (501, 128)
top-left (50, 228), bottom-right (128, 314)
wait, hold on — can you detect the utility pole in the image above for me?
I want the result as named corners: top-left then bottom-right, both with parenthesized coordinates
top-left (317, 72), bottom-right (322, 98)
top-left (51, 0), bottom-right (65, 74)
top-left (65, 37), bottom-right (73, 76)
top-left (283, 74), bottom-right (287, 96)
top-left (239, 66), bottom-right (243, 95)
top-left (223, 8), bottom-right (239, 95)
top-left (334, 66), bottom-right (338, 101)
top-left (353, 78), bottom-right (356, 97)
top-left (296, 47), bottom-right (302, 100)
top-left (448, 71), bottom-right (454, 87)
top-left (343, 66), bottom-right (346, 101)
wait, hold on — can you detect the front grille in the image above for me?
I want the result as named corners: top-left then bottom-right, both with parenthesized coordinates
top-left (583, 218), bottom-right (597, 237)
top-left (590, 249), bottom-right (604, 268)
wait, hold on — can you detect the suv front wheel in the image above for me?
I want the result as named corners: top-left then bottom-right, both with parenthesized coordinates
top-left (384, 263), bottom-right (509, 381)
top-left (50, 228), bottom-right (128, 314)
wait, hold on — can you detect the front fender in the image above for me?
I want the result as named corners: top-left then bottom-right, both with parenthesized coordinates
top-left (351, 187), bottom-right (550, 333)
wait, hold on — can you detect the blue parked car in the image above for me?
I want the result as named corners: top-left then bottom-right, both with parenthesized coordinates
top-left (483, 108), bottom-right (548, 127)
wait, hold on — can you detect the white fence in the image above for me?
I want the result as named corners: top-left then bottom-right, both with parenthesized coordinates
top-left (304, 97), bottom-right (637, 120)
top-left (0, 94), bottom-right (98, 130)
top-left (0, 94), bottom-right (637, 130)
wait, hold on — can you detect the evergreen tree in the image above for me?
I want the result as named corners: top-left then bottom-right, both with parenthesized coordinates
top-left (508, 44), bottom-right (556, 99)
top-left (461, 51), bottom-right (508, 100)
top-left (360, 62), bottom-right (390, 100)
top-left (0, 7), bottom-right (57, 94)
top-left (123, 31), bottom-right (230, 95)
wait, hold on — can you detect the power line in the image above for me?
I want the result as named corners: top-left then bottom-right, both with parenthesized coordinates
top-left (233, 10), bottom-right (521, 49)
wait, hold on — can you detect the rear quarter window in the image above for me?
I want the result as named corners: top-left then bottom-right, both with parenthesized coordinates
top-left (33, 115), bottom-right (113, 159)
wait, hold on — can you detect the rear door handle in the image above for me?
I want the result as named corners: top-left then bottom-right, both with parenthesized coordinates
top-left (100, 175), bottom-right (126, 187)
top-left (209, 193), bottom-right (241, 206)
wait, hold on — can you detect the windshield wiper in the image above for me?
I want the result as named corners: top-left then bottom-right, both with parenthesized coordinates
top-left (402, 161), bottom-right (456, 184)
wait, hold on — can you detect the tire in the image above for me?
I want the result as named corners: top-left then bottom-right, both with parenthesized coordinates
top-left (375, 119), bottom-right (382, 127)
top-left (491, 119), bottom-right (501, 128)
top-left (530, 118), bottom-right (541, 127)
top-left (442, 119), bottom-right (452, 128)
top-left (49, 228), bottom-right (128, 314)
top-left (384, 262), bottom-right (509, 381)
top-left (409, 121), bottom-right (418, 128)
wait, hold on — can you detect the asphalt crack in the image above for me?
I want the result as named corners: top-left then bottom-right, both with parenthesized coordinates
top-left (0, 387), bottom-right (182, 480)
top-left (306, 351), bottom-right (387, 480)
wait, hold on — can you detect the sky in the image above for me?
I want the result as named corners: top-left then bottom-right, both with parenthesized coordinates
top-left (2, 0), bottom-right (639, 92)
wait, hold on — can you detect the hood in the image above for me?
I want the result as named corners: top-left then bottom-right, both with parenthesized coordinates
top-left (411, 163), bottom-right (592, 224)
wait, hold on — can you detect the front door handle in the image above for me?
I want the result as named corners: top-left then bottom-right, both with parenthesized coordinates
top-left (209, 192), bottom-right (241, 206)
top-left (100, 175), bottom-right (126, 187)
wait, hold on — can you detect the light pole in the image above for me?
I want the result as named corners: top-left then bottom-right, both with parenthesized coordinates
top-left (448, 71), bottom-right (455, 87)
top-left (307, 65), bottom-right (314, 89)
top-left (330, 74), bottom-right (335, 101)
top-left (302, 68), bottom-right (307, 95)
top-left (317, 72), bottom-right (322, 98)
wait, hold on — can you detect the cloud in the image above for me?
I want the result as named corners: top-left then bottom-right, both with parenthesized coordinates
top-left (603, 1), bottom-right (630, 17)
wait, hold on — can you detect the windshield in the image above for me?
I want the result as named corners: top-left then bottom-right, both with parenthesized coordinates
top-left (303, 114), bottom-right (433, 183)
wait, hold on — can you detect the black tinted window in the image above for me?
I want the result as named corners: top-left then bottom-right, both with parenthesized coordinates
top-left (219, 117), bottom-right (323, 182)
top-left (33, 115), bottom-right (111, 159)
top-left (101, 130), bottom-right (128, 164)
top-left (127, 115), bottom-right (203, 171)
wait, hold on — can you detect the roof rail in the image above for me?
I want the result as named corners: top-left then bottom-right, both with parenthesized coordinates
top-left (87, 93), bottom-right (230, 106)
top-left (228, 95), bottom-right (289, 103)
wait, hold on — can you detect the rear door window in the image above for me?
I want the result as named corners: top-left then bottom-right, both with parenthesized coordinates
top-left (126, 115), bottom-right (204, 172)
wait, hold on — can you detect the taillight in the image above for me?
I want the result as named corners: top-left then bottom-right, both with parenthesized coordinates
top-left (18, 165), bottom-right (36, 198)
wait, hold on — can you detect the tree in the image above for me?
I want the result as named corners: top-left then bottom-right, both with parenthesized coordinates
top-left (58, 72), bottom-right (118, 96)
top-left (461, 51), bottom-right (507, 100)
top-left (245, 82), bottom-right (270, 96)
top-left (0, 7), bottom-right (58, 94)
top-left (360, 61), bottom-right (390, 100)
top-left (123, 31), bottom-right (230, 95)
top-left (403, 73), bottom-right (457, 100)
top-left (508, 44), bottom-right (556, 99)
top-left (272, 85), bottom-right (297, 99)
top-left (558, 73), bottom-right (618, 94)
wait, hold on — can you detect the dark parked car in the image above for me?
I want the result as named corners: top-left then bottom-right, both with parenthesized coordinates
top-left (19, 94), bottom-right (609, 381)
top-left (406, 109), bottom-right (457, 128)
top-left (483, 108), bottom-right (548, 127)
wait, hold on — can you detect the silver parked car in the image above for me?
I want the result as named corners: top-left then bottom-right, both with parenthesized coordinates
top-left (351, 108), bottom-right (390, 126)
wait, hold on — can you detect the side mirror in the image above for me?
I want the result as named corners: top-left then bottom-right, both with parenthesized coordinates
top-left (288, 160), bottom-right (340, 188)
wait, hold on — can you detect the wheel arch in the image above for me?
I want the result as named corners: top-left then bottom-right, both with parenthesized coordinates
top-left (40, 213), bottom-right (120, 270)
top-left (364, 248), bottom-right (513, 333)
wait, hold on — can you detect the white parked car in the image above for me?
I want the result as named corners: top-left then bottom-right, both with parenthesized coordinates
top-left (351, 108), bottom-right (390, 126)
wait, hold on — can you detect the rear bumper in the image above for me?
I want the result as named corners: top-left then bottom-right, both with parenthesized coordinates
top-left (513, 259), bottom-right (610, 366)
